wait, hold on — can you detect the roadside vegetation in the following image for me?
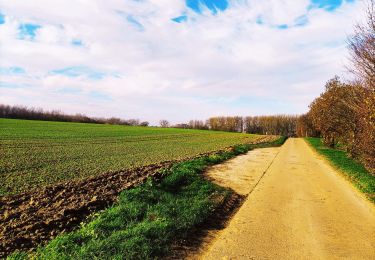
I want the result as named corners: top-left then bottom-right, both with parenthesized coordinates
top-left (306, 138), bottom-right (375, 202)
top-left (9, 137), bottom-right (286, 260)
top-left (0, 118), bottom-right (262, 196)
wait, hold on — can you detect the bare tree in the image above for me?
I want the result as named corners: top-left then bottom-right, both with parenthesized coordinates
top-left (139, 121), bottom-right (149, 127)
top-left (188, 120), bottom-right (208, 130)
top-left (159, 120), bottom-right (170, 128)
top-left (347, 0), bottom-right (375, 172)
top-left (348, 0), bottom-right (375, 89)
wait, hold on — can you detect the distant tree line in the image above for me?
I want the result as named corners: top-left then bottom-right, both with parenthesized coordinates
top-left (244, 115), bottom-right (298, 136)
top-left (0, 104), bottom-right (149, 126)
top-left (188, 120), bottom-right (209, 130)
top-left (173, 115), bottom-right (298, 136)
top-left (173, 120), bottom-right (209, 130)
top-left (296, 1), bottom-right (374, 173)
top-left (208, 116), bottom-right (244, 132)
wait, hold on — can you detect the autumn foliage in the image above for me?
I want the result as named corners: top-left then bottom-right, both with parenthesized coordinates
top-left (208, 116), bottom-right (244, 132)
top-left (298, 1), bottom-right (374, 173)
top-left (175, 115), bottom-right (298, 136)
top-left (308, 77), bottom-right (363, 149)
top-left (243, 115), bottom-right (298, 136)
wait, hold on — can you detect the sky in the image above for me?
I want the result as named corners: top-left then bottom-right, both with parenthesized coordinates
top-left (0, 0), bottom-right (365, 125)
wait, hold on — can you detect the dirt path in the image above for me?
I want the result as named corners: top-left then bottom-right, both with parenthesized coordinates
top-left (199, 138), bottom-right (375, 259)
top-left (206, 147), bottom-right (280, 195)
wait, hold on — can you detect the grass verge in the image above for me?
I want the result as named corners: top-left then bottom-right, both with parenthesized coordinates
top-left (9, 137), bottom-right (286, 260)
top-left (305, 137), bottom-right (375, 202)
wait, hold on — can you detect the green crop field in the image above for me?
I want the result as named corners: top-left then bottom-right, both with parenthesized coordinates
top-left (0, 118), bottom-right (259, 196)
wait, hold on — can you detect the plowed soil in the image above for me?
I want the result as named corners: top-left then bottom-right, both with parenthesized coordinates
top-left (0, 162), bottom-right (173, 258)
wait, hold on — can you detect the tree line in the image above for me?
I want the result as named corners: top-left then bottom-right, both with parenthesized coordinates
top-left (296, 1), bottom-right (374, 173)
top-left (0, 104), bottom-right (149, 126)
top-left (173, 115), bottom-right (298, 136)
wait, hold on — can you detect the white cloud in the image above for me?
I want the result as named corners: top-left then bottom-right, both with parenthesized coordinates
top-left (0, 0), bottom-right (366, 124)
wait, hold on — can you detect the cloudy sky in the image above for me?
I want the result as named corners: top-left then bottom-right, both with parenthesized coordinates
top-left (0, 0), bottom-right (365, 124)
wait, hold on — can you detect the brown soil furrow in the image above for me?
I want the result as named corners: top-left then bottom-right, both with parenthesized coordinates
top-left (0, 161), bottom-right (173, 258)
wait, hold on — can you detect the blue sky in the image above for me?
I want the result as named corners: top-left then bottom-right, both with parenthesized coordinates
top-left (187, 0), bottom-right (229, 13)
top-left (0, 13), bottom-right (5, 24)
top-left (310, 0), bottom-right (355, 11)
top-left (187, 0), bottom-right (351, 12)
top-left (18, 23), bottom-right (41, 40)
top-left (0, 66), bottom-right (26, 75)
top-left (0, 0), bottom-right (363, 124)
top-left (50, 67), bottom-right (107, 80)
top-left (71, 39), bottom-right (83, 46)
